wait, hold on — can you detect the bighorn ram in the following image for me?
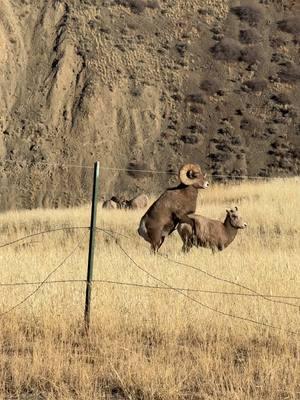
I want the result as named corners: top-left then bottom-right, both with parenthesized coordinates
top-left (138, 164), bottom-right (209, 252)
top-left (177, 206), bottom-right (247, 253)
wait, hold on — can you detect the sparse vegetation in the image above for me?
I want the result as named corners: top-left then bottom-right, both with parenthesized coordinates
top-left (147, 0), bottom-right (160, 9)
top-left (131, 86), bottom-right (142, 96)
top-left (190, 104), bottom-right (203, 114)
top-left (187, 123), bottom-right (206, 134)
top-left (186, 93), bottom-right (206, 104)
top-left (239, 29), bottom-right (261, 44)
top-left (242, 79), bottom-right (267, 92)
top-left (231, 5), bottom-right (263, 27)
top-left (278, 63), bottom-right (300, 83)
top-left (211, 38), bottom-right (242, 61)
top-left (208, 151), bottom-right (232, 162)
top-left (115, 0), bottom-right (160, 13)
top-left (239, 46), bottom-right (264, 64)
top-left (269, 36), bottom-right (287, 48)
top-left (277, 17), bottom-right (300, 34)
top-left (127, 161), bottom-right (151, 178)
top-left (175, 42), bottom-right (188, 57)
top-left (180, 134), bottom-right (198, 144)
top-left (240, 116), bottom-right (261, 132)
top-left (271, 93), bottom-right (291, 105)
top-left (200, 79), bottom-right (220, 95)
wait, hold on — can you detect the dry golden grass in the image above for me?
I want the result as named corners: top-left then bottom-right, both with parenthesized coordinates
top-left (0, 178), bottom-right (299, 399)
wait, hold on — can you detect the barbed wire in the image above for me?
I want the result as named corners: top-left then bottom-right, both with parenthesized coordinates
top-left (0, 226), bottom-right (90, 249)
top-left (97, 227), bottom-right (300, 309)
top-left (0, 232), bottom-right (88, 318)
top-left (0, 159), bottom-right (94, 169)
top-left (97, 229), bottom-right (299, 336)
top-left (210, 174), bottom-right (287, 180)
top-left (0, 158), bottom-right (294, 180)
top-left (100, 166), bottom-right (176, 175)
top-left (0, 278), bottom-right (299, 301)
top-left (0, 159), bottom-right (175, 174)
top-left (0, 226), bottom-right (298, 332)
top-left (158, 254), bottom-right (300, 309)
top-left (1, 225), bottom-right (298, 308)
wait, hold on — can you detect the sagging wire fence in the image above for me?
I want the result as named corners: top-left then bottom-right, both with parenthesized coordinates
top-left (1, 277), bottom-right (300, 301)
top-left (0, 157), bottom-right (295, 180)
top-left (0, 161), bottom-right (299, 336)
top-left (0, 225), bottom-right (299, 335)
top-left (98, 227), bottom-right (299, 309)
top-left (0, 231), bottom-right (88, 318)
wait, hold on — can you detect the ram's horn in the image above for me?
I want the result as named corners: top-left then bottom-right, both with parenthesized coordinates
top-left (179, 163), bottom-right (202, 186)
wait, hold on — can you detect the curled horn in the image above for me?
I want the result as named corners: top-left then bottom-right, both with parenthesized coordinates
top-left (179, 163), bottom-right (202, 186)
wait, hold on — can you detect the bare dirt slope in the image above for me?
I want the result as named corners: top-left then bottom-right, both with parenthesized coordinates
top-left (0, 0), bottom-right (299, 210)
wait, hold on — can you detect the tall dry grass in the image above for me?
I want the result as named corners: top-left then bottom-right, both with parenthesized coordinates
top-left (0, 178), bottom-right (299, 399)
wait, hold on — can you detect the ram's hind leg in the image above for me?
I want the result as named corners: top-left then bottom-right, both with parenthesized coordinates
top-left (182, 242), bottom-right (188, 253)
top-left (151, 238), bottom-right (165, 253)
top-left (182, 237), bottom-right (193, 253)
top-left (148, 228), bottom-right (165, 254)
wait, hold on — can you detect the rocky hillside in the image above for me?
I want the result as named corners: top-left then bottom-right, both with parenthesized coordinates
top-left (0, 0), bottom-right (299, 210)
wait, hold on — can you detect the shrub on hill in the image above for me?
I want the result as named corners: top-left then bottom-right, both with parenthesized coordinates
top-left (186, 93), bottom-right (206, 104)
top-left (211, 38), bottom-right (241, 61)
top-left (200, 79), bottom-right (220, 95)
top-left (127, 161), bottom-right (151, 178)
top-left (239, 47), bottom-right (264, 64)
top-left (115, 0), bottom-right (159, 13)
top-left (278, 63), bottom-right (300, 83)
top-left (277, 17), bottom-right (300, 34)
top-left (231, 5), bottom-right (263, 26)
top-left (242, 79), bottom-right (267, 92)
top-left (271, 93), bottom-right (291, 105)
top-left (239, 29), bottom-right (261, 44)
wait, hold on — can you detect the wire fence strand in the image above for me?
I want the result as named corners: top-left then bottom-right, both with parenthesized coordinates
top-left (0, 232), bottom-right (88, 318)
top-left (97, 229), bottom-right (299, 336)
top-left (0, 159), bottom-right (94, 170)
top-left (0, 226), bottom-right (90, 249)
top-left (1, 278), bottom-right (299, 301)
top-left (0, 225), bottom-right (298, 333)
top-left (0, 158), bottom-right (295, 180)
top-left (96, 227), bottom-right (300, 309)
top-left (1, 226), bottom-right (299, 307)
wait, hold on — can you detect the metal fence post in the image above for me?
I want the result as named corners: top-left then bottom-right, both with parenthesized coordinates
top-left (84, 161), bottom-right (100, 331)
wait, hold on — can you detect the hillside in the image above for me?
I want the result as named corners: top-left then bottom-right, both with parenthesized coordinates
top-left (0, 0), bottom-right (299, 210)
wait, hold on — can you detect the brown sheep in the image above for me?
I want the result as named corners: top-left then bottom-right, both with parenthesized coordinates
top-left (126, 194), bottom-right (149, 209)
top-left (177, 206), bottom-right (247, 253)
top-left (102, 194), bottom-right (149, 210)
top-left (102, 196), bottom-right (127, 209)
top-left (138, 164), bottom-right (209, 252)
top-left (110, 196), bottom-right (124, 208)
top-left (102, 199), bottom-right (118, 209)
top-left (102, 194), bottom-right (148, 210)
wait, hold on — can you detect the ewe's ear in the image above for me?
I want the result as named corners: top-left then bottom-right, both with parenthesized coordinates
top-left (235, 206), bottom-right (238, 211)
top-left (226, 209), bottom-right (229, 214)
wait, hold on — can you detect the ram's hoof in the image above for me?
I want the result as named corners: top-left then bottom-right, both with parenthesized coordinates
top-left (191, 235), bottom-right (198, 246)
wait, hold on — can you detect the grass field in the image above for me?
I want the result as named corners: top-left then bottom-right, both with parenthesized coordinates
top-left (0, 178), bottom-right (299, 399)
